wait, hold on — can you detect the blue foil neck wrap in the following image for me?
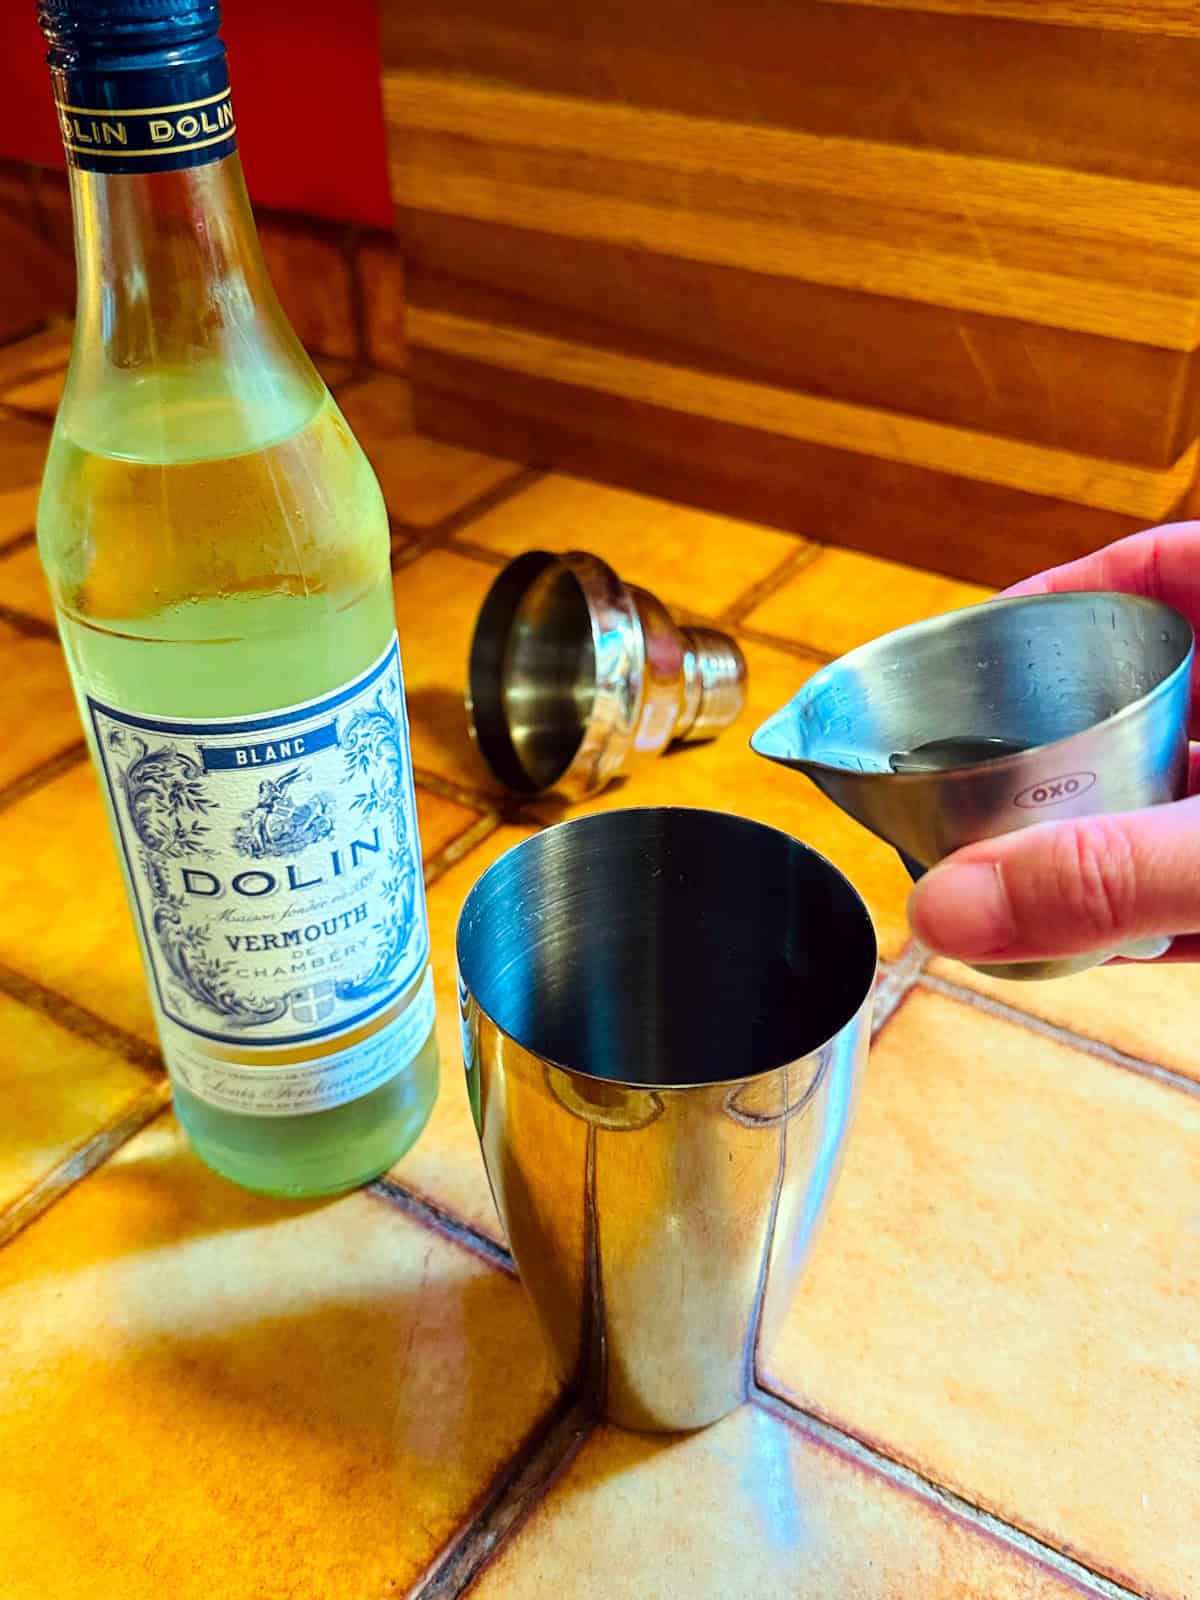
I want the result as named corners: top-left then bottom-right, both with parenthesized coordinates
top-left (38, 1), bottom-right (236, 175)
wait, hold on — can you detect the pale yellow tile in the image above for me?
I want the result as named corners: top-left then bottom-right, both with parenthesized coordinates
top-left (474, 1406), bottom-right (1099, 1600)
top-left (394, 547), bottom-right (509, 795)
top-left (763, 989), bottom-right (1200, 1599)
top-left (0, 992), bottom-right (150, 1215)
top-left (465, 473), bottom-right (799, 617)
top-left (531, 635), bottom-right (914, 960)
top-left (746, 546), bottom-right (991, 657)
top-left (0, 539), bottom-right (54, 623)
top-left (0, 411), bottom-right (50, 543)
top-left (0, 1116), bottom-right (559, 1600)
top-left (0, 761), bottom-right (155, 1042)
top-left (340, 375), bottom-right (521, 527)
top-left (930, 955), bottom-right (1200, 1084)
top-left (0, 622), bottom-right (81, 792)
top-left (390, 824), bottom-right (538, 1241)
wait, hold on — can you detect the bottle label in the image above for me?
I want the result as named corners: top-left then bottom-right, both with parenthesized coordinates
top-left (166, 967), bottom-right (437, 1119)
top-left (53, 53), bottom-right (236, 175)
top-left (88, 637), bottom-right (431, 1072)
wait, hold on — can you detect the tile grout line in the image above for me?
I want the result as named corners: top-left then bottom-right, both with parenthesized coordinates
top-left (733, 621), bottom-right (835, 664)
top-left (918, 969), bottom-right (1200, 1101)
top-left (391, 537), bottom-right (429, 573)
top-left (412, 766), bottom-right (500, 815)
top-left (443, 534), bottom-right (508, 569)
top-left (0, 1082), bottom-right (171, 1250)
top-left (393, 465), bottom-right (548, 552)
top-left (0, 739), bottom-right (87, 816)
top-left (0, 400), bottom-right (54, 429)
top-left (719, 539), bottom-right (824, 626)
top-left (424, 812), bottom-right (504, 890)
top-left (0, 959), bottom-right (163, 1076)
top-left (0, 527), bottom-right (36, 558)
top-left (1, 400), bottom-right (59, 424)
top-left (409, 1391), bottom-right (595, 1600)
top-left (369, 1175), bottom-right (514, 1275)
top-left (752, 1385), bottom-right (1147, 1600)
top-left (0, 600), bottom-right (58, 641)
top-left (870, 940), bottom-right (928, 1040)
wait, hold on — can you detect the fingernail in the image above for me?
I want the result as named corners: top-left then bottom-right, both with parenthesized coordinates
top-left (908, 861), bottom-right (1015, 957)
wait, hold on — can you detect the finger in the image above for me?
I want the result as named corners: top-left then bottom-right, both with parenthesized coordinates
top-left (1002, 521), bottom-right (1200, 611)
top-left (907, 795), bottom-right (1200, 963)
top-left (1002, 523), bottom-right (1200, 732)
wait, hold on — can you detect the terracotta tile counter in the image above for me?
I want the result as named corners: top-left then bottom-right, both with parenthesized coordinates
top-left (0, 331), bottom-right (1197, 1600)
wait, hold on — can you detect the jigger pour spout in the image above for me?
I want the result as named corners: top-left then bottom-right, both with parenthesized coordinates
top-left (751, 590), bottom-right (1194, 981)
top-left (467, 549), bottom-right (747, 801)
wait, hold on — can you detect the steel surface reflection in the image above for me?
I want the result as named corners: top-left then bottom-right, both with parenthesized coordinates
top-left (752, 590), bottom-right (1194, 980)
top-left (466, 549), bottom-right (747, 799)
top-left (457, 808), bottom-right (877, 1432)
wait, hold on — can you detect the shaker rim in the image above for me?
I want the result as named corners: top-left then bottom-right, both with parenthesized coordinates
top-left (455, 804), bottom-right (878, 1092)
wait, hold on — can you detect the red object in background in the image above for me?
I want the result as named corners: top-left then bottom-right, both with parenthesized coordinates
top-left (0, 0), bottom-right (393, 229)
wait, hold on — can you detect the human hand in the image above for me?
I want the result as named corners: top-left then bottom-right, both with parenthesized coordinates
top-left (906, 522), bottom-right (1200, 966)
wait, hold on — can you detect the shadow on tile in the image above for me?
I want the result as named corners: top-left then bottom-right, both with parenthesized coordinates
top-left (404, 682), bottom-right (493, 791)
top-left (8, 1117), bottom-right (330, 1282)
top-left (127, 1249), bottom-right (531, 1455)
top-left (0, 1117), bottom-right (560, 1599)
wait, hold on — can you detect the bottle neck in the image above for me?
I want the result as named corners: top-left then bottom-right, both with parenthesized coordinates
top-left (62, 150), bottom-right (320, 459)
top-left (71, 152), bottom-right (267, 366)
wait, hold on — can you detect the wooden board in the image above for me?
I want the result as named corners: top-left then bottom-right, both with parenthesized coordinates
top-left (820, 1), bottom-right (1200, 37)
top-left (408, 307), bottom-right (1195, 519)
top-left (383, 0), bottom-right (1200, 582)
top-left (381, 1), bottom-right (1200, 188)
top-left (402, 215), bottom-right (1200, 470)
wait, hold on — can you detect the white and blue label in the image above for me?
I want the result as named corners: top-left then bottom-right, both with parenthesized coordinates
top-left (89, 639), bottom-right (431, 1089)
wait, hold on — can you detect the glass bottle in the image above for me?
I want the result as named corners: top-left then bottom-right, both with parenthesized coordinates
top-left (34, 0), bottom-right (438, 1196)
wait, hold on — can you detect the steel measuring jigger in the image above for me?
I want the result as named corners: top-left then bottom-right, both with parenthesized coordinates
top-left (750, 591), bottom-right (1194, 981)
top-left (457, 807), bottom-right (877, 1433)
top-left (466, 550), bottom-right (747, 800)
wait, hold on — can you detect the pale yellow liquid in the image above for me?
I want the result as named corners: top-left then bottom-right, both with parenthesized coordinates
top-left (38, 370), bottom-right (438, 1196)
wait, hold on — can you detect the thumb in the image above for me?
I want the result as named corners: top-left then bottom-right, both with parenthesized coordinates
top-left (907, 797), bottom-right (1200, 962)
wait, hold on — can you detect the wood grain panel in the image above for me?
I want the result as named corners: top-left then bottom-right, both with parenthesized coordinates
top-left (409, 307), bottom-right (1195, 519)
top-left (822, 0), bottom-right (1200, 36)
top-left (384, 0), bottom-right (1200, 580)
top-left (383, 0), bottom-right (1200, 189)
top-left (412, 350), bottom-right (1144, 587)
top-left (387, 75), bottom-right (1200, 349)
top-left (403, 219), bottom-right (1200, 470)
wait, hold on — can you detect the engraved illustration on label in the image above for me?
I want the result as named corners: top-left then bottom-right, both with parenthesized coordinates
top-left (89, 639), bottom-right (430, 1051)
top-left (1013, 771), bottom-right (1098, 809)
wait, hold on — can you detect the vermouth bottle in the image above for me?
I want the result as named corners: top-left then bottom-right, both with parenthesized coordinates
top-left (35, 0), bottom-right (438, 1195)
